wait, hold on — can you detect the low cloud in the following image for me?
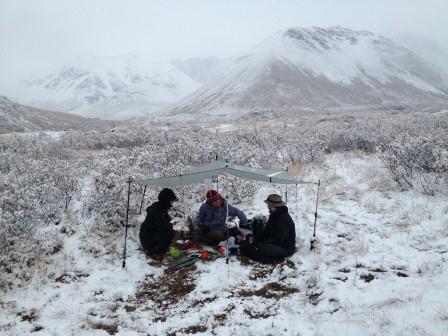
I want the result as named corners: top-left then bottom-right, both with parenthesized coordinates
top-left (1, 0), bottom-right (447, 83)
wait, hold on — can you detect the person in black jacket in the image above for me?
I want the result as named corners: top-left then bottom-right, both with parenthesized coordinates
top-left (239, 194), bottom-right (296, 263)
top-left (139, 188), bottom-right (178, 257)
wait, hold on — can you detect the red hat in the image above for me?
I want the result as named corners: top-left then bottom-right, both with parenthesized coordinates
top-left (205, 189), bottom-right (220, 202)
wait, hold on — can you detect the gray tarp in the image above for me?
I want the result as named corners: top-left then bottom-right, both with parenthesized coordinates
top-left (138, 160), bottom-right (314, 187)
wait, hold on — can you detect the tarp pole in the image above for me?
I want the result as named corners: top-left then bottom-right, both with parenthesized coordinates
top-left (139, 185), bottom-right (147, 214)
top-left (122, 177), bottom-right (132, 269)
top-left (310, 179), bottom-right (321, 251)
top-left (295, 184), bottom-right (299, 225)
top-left (225, 161), bottom-right (230, 274)
top-left (215, 154), bottom-right (219, 192)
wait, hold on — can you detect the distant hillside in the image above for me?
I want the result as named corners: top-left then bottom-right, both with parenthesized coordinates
top-left (166, 26), bottom-right (448, 120)
top-left (0, 96), bottom-right (114, 134)
top-left (9, 55), bottom-right (200, 120)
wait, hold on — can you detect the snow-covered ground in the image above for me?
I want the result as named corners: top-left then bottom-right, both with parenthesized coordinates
top-left (1, 152), bottom-right (447, 335)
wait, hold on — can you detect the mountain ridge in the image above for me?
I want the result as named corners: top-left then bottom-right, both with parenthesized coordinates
top-left (164, 26), bottom-right (448, 120)
top-left (3, 27), bottom-right (448, 122)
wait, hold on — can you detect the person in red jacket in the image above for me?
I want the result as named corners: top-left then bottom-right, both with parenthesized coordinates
top-left (192, 189), bottom-right (247, 245)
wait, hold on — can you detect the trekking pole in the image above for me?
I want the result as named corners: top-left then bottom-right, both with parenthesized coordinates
top-left (122, 177), bottom-right (132, 269)
top-left (310, 179), bottom-right (320, 251)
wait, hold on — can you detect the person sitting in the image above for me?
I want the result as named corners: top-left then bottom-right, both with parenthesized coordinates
top-left (239, 194), bottom-right (296, 263)
top-left (139, 188), bottom-right (178, 258)
top-left (192, 189), bottom-right (247, 245)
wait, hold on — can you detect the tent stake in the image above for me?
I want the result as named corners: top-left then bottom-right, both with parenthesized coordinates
top-left (139, 185), bottom-right (147, 214)
top-left (122, 177), bottom-right (132, 269)
top-left (310, 180), bottom-right (321, 251)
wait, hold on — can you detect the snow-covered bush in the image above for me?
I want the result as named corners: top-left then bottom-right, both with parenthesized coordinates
top-left (380, 135), bottom-right (448, 194)
top-left (0, 134), bottom-right (81, 291)
top-left (287, 137), bottom-right (325, 164)
top-left (2, 111), bottom-right (447, 291)
top-left (324, 123), bottom-right (381, 153)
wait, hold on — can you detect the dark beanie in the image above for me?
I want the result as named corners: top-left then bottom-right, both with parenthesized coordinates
top-left (158, 188), bottom-right (178, 205)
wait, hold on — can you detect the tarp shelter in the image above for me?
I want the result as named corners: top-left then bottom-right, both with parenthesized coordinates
top-left (138, 160), bottom-right (313, 187)
top-left (121, 160), bottom-right (320, 268)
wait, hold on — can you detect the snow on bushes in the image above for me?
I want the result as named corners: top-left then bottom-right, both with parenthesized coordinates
top-left (380, 135), bottom-right (448, 194)
top-left (0, 134), bottom-right (81, 290)
top-left (1, 111), bottom-right (447, 291)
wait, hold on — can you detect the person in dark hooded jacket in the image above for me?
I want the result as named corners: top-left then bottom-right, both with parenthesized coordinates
top-left (139, 188), bottom-right (178, 257)
top-left (239, 194), bottom-right (296, 263)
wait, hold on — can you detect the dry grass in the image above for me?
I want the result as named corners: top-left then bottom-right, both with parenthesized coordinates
top-left (85, 224), bottom-right (121, 258)
top-left (238, 282), bottom-right (298, 299)
top-left (211, 304), bottom-right (235, 327)
top-left (167, 325), bottom-right (208, 335)
top-left (365, 165), bottom-right (396, 192)
top-left (18, 309), bottom-right (39, 322)
top-left (306, 291), bottom-right (323, 305)
top-left (88, 321), bottom-right (119, 335)
top-left (213, 313), bottom-right (227, 325)
top-left (190, 296), bottom-right (218, 308)
top-left (288, 162), bottom-right (305, 176)
top-left (133, 265), bottom-right (197, 309)
top-left (244, 308), bottom-right (275, 319)
top-left (248, 264), bottom-right (276, 280)
top-left (54, 271), bottom-right (89, 284)
top-left (247, 259), bottom-right (296, 280)
top-left (360, 273), bottom-right (375, 282)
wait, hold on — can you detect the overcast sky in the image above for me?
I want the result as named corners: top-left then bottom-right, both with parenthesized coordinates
top-left (1, 0), bottom-right (447, 82)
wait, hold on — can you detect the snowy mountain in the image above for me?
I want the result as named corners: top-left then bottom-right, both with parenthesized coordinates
top-left (11, 55), bottom-right (200, 120)
top-left (395, 33), bottom-right (448, 74)
top-left (172, 56), bottom-right (231, 83)
top-left (0, 95), bottom-right (113, 134)
top-left (166, 26), bottom-right (448, 120)
top-left (5, 28), bottom-right (448, 122)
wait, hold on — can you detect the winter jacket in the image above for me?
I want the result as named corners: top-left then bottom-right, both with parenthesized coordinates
top-left (193, 200), bottom-right (247, 231)
top-left (139, 201), bottom-right (173, 254)
top-left (259, 206), bottom-right (296, 254)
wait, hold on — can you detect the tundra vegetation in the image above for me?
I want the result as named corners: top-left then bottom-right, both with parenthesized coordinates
top-left (0, 111), bottom-right (447, 291)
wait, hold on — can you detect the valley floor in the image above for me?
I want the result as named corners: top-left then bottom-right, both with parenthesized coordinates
top-left (1, 152), bottom-right (447, 336)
